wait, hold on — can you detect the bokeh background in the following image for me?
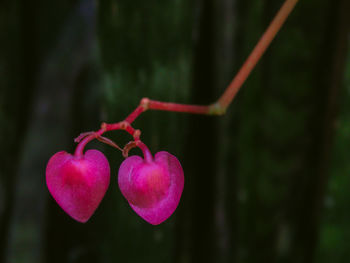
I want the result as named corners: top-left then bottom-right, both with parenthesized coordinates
top-left (1, 0), bottom-right (350, 262)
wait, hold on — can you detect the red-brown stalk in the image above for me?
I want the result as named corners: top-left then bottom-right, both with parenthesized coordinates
top-left (75, 0), bottom-right (299, 157)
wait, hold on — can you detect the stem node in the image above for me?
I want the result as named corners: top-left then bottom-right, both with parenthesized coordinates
top-left (209, 103), bottom-right (226, 115)
top-left (133, 129), bottom-right (141, 140)
top-left (140, 98), bottom-right (150, 110)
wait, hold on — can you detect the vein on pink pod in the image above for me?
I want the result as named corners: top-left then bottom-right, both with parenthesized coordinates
top-left (46, 149), bottom-right (110, 223)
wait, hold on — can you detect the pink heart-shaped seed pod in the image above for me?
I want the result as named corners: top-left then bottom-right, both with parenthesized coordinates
top-left (118, 151), bottom-right (184, 225)
top-left (46, 149), bottom-right (110, 223)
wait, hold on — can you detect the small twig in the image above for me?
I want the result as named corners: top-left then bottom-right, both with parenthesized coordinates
top-left (96, 135), bottom-right (123, 151)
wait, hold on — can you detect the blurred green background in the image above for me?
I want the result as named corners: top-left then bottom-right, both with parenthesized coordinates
top-left (1, 0), bottom-right (349, 262)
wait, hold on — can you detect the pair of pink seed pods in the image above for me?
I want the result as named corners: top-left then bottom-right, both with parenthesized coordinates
top-left (46, 148), bottom-right (184, 225)
top-left (45, 0), bottom-right (298, 225)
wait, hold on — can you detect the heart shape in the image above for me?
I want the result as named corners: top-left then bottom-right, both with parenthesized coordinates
top-left (118, 151), bottom-right (184, 225)
top-left (46, 149), bottom-right (110, 223)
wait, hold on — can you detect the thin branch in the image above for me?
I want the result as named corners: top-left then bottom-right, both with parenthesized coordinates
top-left (74, 0), bottom-right (299, 156)
top-left (125, 0), bottom-right (299, 124)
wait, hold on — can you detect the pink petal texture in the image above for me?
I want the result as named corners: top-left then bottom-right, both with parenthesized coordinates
top-left (118, 151), bottom-right (184, 225)
top-left (46, 150), bottom-right (110, 223)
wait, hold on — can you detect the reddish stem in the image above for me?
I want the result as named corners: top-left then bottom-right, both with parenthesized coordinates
top-left (122, 141), bottom-right (138, 158)
top-left (74, 129), bottom-right (105, 157)
top-left (125, 105), bottom-right (146, 124)
top-left (135, 140), bottom-right (153, 163)
top-left (218, 0), bottom-right (299, 108)
top-left (148, 100), bottom-right (210, 115)
top-left (125, 98), bottom-right (212, 123)
top-left (74, 122), bottom-right (137, 157)
top-left (74, 0), bottom-right (298, 157)
top-left (122, 0), bottom-right (298, 123)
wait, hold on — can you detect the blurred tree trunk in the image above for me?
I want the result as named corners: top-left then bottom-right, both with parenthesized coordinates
top-left (244, 1), bottom-right (280, 262)
top-left (234, 1), bottom-right (274, 262)
top-left (0, 0), bottom-right (37, 261)
top-left (177, 0), bottom-right (237, 263)
top-left (288, 0), bottom-right (350, 262)
top-left (212, 0), bottom-right (238, 262)
top-left (41, 1), bottom-right (102, 263)
top-left (184, 0), bottom-right (217, 261)
top-left (0, 0), bottom-right (101, 262)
